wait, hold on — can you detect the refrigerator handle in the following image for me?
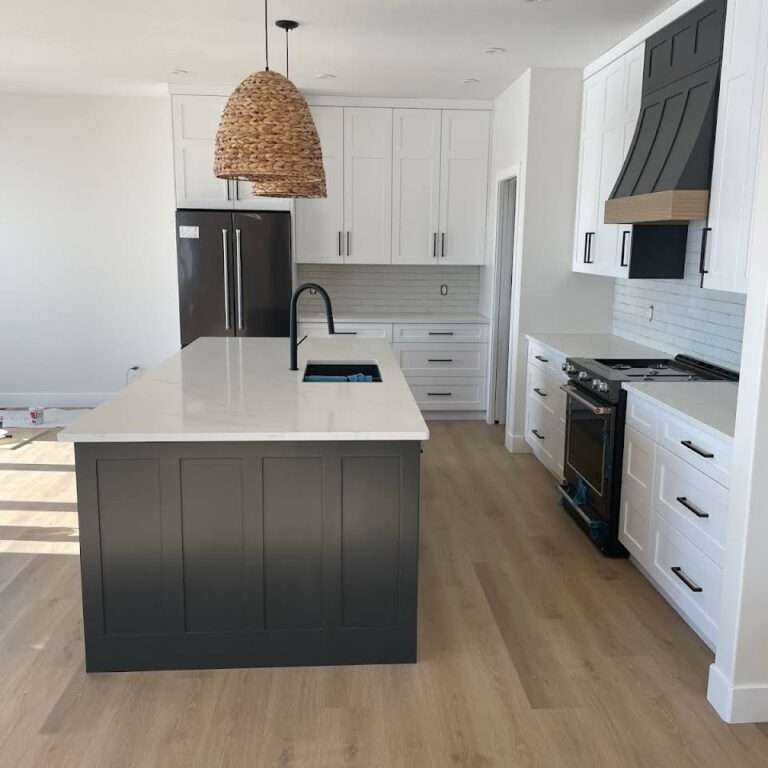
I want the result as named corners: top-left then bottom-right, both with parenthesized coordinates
top-left (235, 228), bottom-right (244, 331)
top-left (221, 229), bottom-right (230, 331)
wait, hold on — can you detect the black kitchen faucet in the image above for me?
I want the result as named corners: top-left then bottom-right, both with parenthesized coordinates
top-left (289, 283), bottom-right (336, 371)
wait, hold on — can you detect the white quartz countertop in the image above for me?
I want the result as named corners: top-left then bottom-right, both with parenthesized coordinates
top-left (525, 333), bottom-right (667, 360)
top-left (622, 381), bottom-right (739, 442)
top-left (58, 337), bottom-right (429, 443)
top-left (299, 311), bottom-right (489, 324)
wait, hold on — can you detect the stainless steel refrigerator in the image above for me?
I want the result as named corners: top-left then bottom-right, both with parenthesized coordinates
top-left (176, 210), bottom-right (292, 347)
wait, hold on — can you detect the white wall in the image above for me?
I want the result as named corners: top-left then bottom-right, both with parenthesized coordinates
top-left (613, 222), bottom-right (746, 371)
top-left (0, 93), bottom-right (179, 406)
top-left (485, 69), bottom-right (615, 449)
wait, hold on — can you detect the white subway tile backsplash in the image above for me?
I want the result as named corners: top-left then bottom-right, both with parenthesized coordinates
top-left (296, 265), bottom-right (481, 315)
top-left (611, 220), bottom-right (746, 371)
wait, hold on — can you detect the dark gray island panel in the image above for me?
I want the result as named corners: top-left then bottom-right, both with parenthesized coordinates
top-left (74, 440), bottom-right (420, 672)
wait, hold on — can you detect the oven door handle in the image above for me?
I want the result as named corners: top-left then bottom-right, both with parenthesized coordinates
top-left (560, 385), bottom-right (614, 415)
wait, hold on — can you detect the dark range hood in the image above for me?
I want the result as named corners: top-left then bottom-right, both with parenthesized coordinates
top-left (605, 0), bottom-right (726, 226)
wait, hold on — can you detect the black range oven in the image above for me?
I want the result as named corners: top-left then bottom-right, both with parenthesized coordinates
top-left (557, 354), bottom-right (738, 557)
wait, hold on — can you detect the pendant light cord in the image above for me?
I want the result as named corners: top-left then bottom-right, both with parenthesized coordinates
top-left (285, 26), bottom-right (290, 79)
top-left (264, 0), bottom-right (269, 71)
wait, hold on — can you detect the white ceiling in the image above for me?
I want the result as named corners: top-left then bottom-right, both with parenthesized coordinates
top-left (1, 0), bottom-right (679, 99)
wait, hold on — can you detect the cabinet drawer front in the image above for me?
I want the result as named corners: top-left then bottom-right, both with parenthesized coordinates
top-left (527, 364), bottom-right (566, 425)
top-left (525, 396), bottom-right (565, 478)
top-left (619, 487), bottom-right (652, 566)
top-left (394, 343), bottom-right (487, 377)
top-left (392, 323), bottom-right (488, 343)
top-left (657, 412), bottom-right (731, 488)
top-left (528, 340), bottom-right (566, 379)
top-left (649, 514), bottom-right (721, 648)
top-left (626, 393), bottom-right (659, 440)
top-left (653, 446), bottom-right (729, 567)
top-left (622, 426), bottom-right (655, 505)
top-left (297, 322), bottom-right (393, 342)
top-left (406, 377), bottom-right (487, 411)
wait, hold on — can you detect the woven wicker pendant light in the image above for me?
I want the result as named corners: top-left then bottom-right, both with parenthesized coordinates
top-left (214, 0), bottom-right (326, 198)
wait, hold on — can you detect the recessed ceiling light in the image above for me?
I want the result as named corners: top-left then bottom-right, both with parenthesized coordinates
top-left (170, 69), bottom-right (189, 76)
top-left (462, 78), bottom-right (480, 85)
top-left (315, 73), bottom-right (336, 80)
top-left (521, 0), bottom-right (550, 3)
top-left (483, 47), bottom-right (506, 55)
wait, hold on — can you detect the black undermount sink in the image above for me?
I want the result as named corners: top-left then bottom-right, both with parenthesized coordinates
top-left (303, 361), bottom-right (382, 382)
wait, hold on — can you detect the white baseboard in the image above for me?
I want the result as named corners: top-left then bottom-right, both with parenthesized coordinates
top-left (0, 392), bottom-right (115, 408)
top-left (708, 664), bottom-right (768, 723)
top-left (423, 411), bottom-right (486, 421)
top-left (505, 433), bottom-right (531, 453)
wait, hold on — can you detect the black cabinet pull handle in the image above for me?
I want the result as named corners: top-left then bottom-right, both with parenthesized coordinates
top-left (620, 230), bottom-right (631, 268)
top-left (428, 358), bottom-right (454, 363)
top-left (676, 496), bottom-right (709, 519)
top-left (532, 429), bottom-right (545, 440)
top-left (335, 331), bottom-right (358, 335)
top-left (671, 566), bottom-right (703, 593)
top-left (533, 387), bottom-right (548, 397)
top-left (429, 331), bottom-right (454, 336)
top-left (338, 231), bottom-right (342, 257)
top-left (681, 440), bottom-right (714, 459)
top-left (347, 231), bottom-right (351, 257)
top-left (427, 392), bottom-right (452, 397)
top-left (583, 232), bottom-right (595, 264)
top-left (441, 233), bottom-right (446, 259)
top-left (699, 227), bottom-right (712, 280)
top-left (432, 232), bottom-right (437, 259)
top-left (534, 355), bottom-right (549, 363)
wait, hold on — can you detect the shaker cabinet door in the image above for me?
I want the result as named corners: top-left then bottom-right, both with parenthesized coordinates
top-left (295, 106), bottom-right (345, 264)
top-left (391, 109), bottom-right (442, 265)
top-left (438, 110), bottom-right (490, 266)
top-left (343, 107), bottom-right (393, 264)
top-left (173, 95), bottom-right (233, 210)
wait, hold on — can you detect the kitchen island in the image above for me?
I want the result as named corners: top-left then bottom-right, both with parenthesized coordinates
top-left (59, 337), bottom-right (428, 672)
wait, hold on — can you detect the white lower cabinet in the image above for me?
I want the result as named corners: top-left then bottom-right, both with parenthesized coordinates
top-left (619, 391), bottom-right (729, 649)
top-left (525, 341), bottom-right (567, 481)
top-left (524, 340), bottom-right (567, 480)
top-left (298, 319), bottom-right (489, 414)
top-left (407, 378), bottom-right (487, 411)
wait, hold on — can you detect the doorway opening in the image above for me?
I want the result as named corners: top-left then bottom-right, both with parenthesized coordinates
top-left (488, 173), bottom-right (520, 428)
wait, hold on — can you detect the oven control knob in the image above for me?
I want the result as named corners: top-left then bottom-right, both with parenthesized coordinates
top-left (566, 363), bottom-right (577, 374)
top-left (592, 378), bottom-right (600, 389)
top-left (597, 380), bottom-right (609, 393)
top-left (577, 371), bottom-right (590, 381)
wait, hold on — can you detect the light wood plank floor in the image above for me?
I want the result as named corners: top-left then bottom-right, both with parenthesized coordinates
top-left (1, 421), bottom-right (766, 767)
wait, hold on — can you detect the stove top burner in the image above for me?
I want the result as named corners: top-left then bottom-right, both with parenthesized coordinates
top-left (566, 354), bottom-right (739, 405)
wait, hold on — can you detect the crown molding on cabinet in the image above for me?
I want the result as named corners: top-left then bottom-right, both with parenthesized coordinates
top-left (167, 83), bottom-right (492, 110)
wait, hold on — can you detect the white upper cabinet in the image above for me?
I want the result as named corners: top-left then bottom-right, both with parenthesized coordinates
top-left (171, 94), bottom-right (289, 212)
top-left (295, 106), bottom-right (345, 264)
top-left (391, 109), bottom-right (442, 265)
top-left (704, 0), bottom-right (768, 293)
top-left (173, 96), bottom-right (232, 210)
top-left (572, 45), bottom-right (645, 277)
top-left (439, 110), bottom-right (491, 266)
top-left (295, 105), bottom-right (490, 266)
top-left (343, 108), bottom-right (393, 265)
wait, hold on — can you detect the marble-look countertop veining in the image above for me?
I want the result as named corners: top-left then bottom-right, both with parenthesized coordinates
top-left (299, 311), bottom-right (489, 324)
top-left (59, 337), bottom-right (429, 443)
top-left (622, 381), bottom-right (739, 442)
top-left (525, 333), bottom-right (667, 360)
